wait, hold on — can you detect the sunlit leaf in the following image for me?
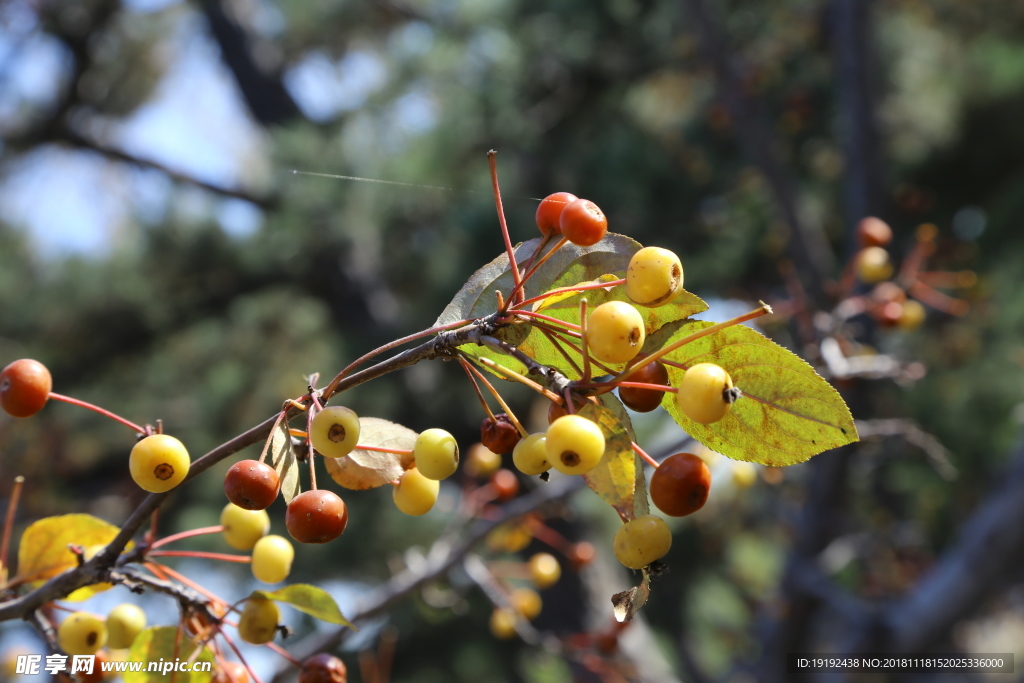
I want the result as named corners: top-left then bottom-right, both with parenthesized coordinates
top-left (611, 569), bottom-right (651, 623)
top-left (323, 417), bottom-right (416, 490)
top-left (16, 515), bottom-right (125, 586)
top-left (254, 584), bottom-right (355, 628)
top-left (123, 627), bottom-right (215, 683)
top-left (271, 418), bottom-right (300, 504)
top-left (579, 400), bottom-right (649, 520)
top-left (436, 233), bottom-right (642, 327)
top-left (652, 321), bottom-right (858, 466)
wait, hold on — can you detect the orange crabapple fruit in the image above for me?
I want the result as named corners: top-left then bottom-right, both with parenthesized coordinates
top-left (285, 489), bottom-right (348, 544)
top-left (649, 453), bottom-right (712, 517)
top-left (223, 459), bottom-right (280, 510)
top-left (559, 198), bottom-right (608, 247)
top-left (535, 192), bottom-right (578, 236)
top-left (0, 358), bottom-right (52, 418)
top-left (298, 653), bottom-right (347, 683)
top-left (618, 357), bottom-right (670, 413)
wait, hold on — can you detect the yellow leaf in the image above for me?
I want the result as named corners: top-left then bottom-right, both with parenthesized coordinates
top-left (124, 627), bottom-right (214, 683)
top-left (15, 515), bottom-right (125, 587)
top-left (579, 399), bottom-right (649, 520)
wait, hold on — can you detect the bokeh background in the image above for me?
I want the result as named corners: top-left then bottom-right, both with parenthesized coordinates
top-left (2, 0), bottom-right (1024, 681)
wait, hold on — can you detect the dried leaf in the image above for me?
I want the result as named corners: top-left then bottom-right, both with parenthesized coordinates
top-left (324, 417), bottom-right (417, 490)
top-left (611, 569), bottom-right (651, 623)
top-left (271, 419), bottom-right (300, 504)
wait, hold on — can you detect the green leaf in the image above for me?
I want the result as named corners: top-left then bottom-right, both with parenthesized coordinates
top-left (271, 418), bottom-right (300, 504)
top-left (652, 321), bottom-right (858, 466)
top-left (435, 233), bottom-right (643, 327)
top-left (439, 235), bottom-right (705, 381)
top-left (323, 417), bottom-right (416, 490)
top-left (579, 400), bottom-right (649, 520)
top-left (123, 627), bottom-right (215, 683)
top-left (16, 515), bottom-right (124, 586)
top-left (254, 584), bottom-right (356, 628)
top-left (611, 568), bottom-right (651, 623)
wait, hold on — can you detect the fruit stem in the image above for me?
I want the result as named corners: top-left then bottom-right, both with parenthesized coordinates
top-left (909, 281), bottom-right (969, 315)
top-left (149, 550), bottom-right (252, 564)
top-left (632, 442), bottom-right (660, 469)
top-left (220, 630), bottom-right (265, 683)
top-left (145, 562), bottom-right (227, 605)
top-left (576, 380), bottom-right (675, 393)
top-left (461, 358), bottom-right (529, 438)
top-left (46, 393), bottom-right (146, 434)
top-left (355, 444), bottom-right (414, 455)
top-left (321, 318), bottom-right (476, 401)
top-left (487, 150), bottom-right (524, 308)
top-left (535, 325), bottom-right (584, 378)
top-left (265, 641), bottom-right (303, 668)
top-left (513, 310), bottom-right (582, 333)
top-left (515, 278), bottom-right (626, 310)
top-left (505, 236), bottom-right (571, 307)
top-left (526, 517), bottom-right (574, 554)
top-left (0, 476), bottom-right (24, 579)
top-left (459, 357), bottom-right (496, 420)
top-left (257, 410), bottom-right (289, 464)
top-left (307, 406), bottom-right (318, 490)
top-left (606, 302), bottom-right (773, 392)
top-left (518, 233), bottom-right (553, 282)
top-left (149, 526), bottom-right (226, 550)
top-left (476, 357), bottom-right (563, 402)
top-left (579, 298), bottom-right (592, 384)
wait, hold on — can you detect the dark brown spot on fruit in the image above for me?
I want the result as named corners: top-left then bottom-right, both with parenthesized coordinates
top-left (671, 263), bottom-right (682, 287)
top-left (689, 484), bottom-right (708, 508)
top-left (629, 327), bottom-right (641, 345)
top-left (154, 463), bottom-right (174, 480)
top-left (561, 451), bottom-right (581, 467)
top-left (87, 631), bottom-right (98, 646)
top-left (328, 424), bottom-right (347, 442)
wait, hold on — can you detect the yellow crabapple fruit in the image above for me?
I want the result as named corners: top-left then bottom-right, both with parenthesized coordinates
top-left (106, 603), bottom-right (146, 649)
top-left (58, 612), bottom-right (107, 656)
top-left (251, 534), bottom-right (295, 583)
top-left (612, 514), bottom-right (672, 569)
top-left (129, 434), bottom-right (190, 493)
top-left (309, 406), bottom-right (360, 458)
top-left (626, 247), bottom-right (684, 306)
top-left (587, 301), bottom-right (646, 364)
top-left (512, 433), bottom-right (550, 475)
top-left (393, 467), bottom-right (440, 516)
top-left (545, 415), bottom-right (605, 475)
top-left (238, 597), bottom-right (280, 645)
top-left (221, 503), bottom-right (270, 550)
top-left (414, 428), bottom-right (460, 480)
top-left (676, 363), bottom-right (736, 424)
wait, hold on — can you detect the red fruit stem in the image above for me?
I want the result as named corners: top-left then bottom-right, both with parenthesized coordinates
top-left (459, 357), bottom-right (496, 420)
top-left (606, 303), bottom-right (773, 392)
top-left (461, 358), bottom-right (529, 438)
top-left (150, 526), bottom-right (225, 550)
top-left (220, 630), bottom-right (265, 683)
top-left (307, 406), bottom-right (318, 490)
top-left (513, 310), bottom-right (582, 332)
top-left (355, 444), bottom-right (414, 455)
top-left (476, 357), bottom-right (563, 402)
top-left (257, 410), bottom-right (288, 464)
top-left (515, 278), bottom-right (626, 310)
top-left (535, 325), bottom-right (584, 378)
top-left (632, 442), bottom-right (660, 469)
top-left (145, 562), bottom-right (227, 605)
top-left (487, 151), bottom-right (524, 309)
top-left (897, 234), bottom-right (935, 286)
top-left (46, 392), bottom-right (146, 434)
top-left (563, 387), bottom-right (576, 415)
top-left (321, 318), bottom-right (476, 402)
top-left (526, 517), bottom-right (574, 554)
top-left (518, 233), bottom-right (553, 281)
top-left (265, 641), bottom-right (302, 668)
top-left (909, 281), bottom-right (969, 315)
top-left (535, 326), bottom-right (617, 375)
top-left (0, 475), bottom-right (24, 577)
top-left (505, 235), bottom-right (571, 306)
top-left (146, 508), bottom-right (160, 546)
top-left (149, 550), bottom-right (252, 564)
top-left (579, 298), bottom-right (592, 384)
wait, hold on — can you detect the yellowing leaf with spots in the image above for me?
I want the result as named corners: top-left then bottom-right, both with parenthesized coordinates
top-left (651, 321), bottom-right (857, 466)
top-left (578, 398), bottom-right (649, 520)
